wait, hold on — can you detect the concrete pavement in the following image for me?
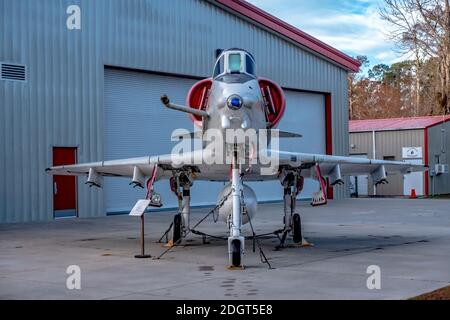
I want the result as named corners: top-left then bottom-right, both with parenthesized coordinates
top-left (0, 198), bottom-right (449, 300)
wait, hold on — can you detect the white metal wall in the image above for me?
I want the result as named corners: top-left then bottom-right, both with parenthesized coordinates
top-left (104, 69), bottom-right (325, 213)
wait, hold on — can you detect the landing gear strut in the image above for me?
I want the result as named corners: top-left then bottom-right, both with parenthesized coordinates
top-left (228, 147), bottom-right (244, 269)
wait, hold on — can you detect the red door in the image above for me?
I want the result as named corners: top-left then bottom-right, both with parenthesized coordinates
top-left (53, 147), bottom-right (77, 212)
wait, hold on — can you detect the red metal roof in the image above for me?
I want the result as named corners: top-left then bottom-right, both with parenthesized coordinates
top-left (349, 116), bottom-right (450, 132)
top-left (215, 0), bottom-right (361, 72)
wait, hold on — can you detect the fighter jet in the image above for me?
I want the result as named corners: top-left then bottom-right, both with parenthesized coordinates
top-left (46, 49), bottom-right (427, 268)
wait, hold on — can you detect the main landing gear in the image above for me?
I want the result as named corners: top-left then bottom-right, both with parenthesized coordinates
top-left (277, 169), bottom-right (311, 249)
top-left (168, 172), bottom-right (193, 246)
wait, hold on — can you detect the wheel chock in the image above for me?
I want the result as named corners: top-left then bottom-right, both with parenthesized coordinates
top-left (226, 265), bottom-right (245, 271)
top-left (163, 240), bottom-right (174, 248)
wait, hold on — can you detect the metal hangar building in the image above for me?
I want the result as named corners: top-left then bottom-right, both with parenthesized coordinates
top-left (349, 116), bottom-right (450, 197)
top-left (0, 0), bottom-right (360, 223)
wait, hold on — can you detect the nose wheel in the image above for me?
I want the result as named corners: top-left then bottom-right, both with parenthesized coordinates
top-left (228, 237), bottom-right (245, 270)
top-left (231, 239), bottom-right (242, 267)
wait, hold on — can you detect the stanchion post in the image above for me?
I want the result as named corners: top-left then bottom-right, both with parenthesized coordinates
top-left (135, 213), bottom-right (152, 259)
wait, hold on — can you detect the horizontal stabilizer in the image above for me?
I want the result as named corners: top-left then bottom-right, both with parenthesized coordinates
top-left (172, 130), bottom-right (302, 140)
top-left (273, 131), bottom-right (302, 138)
top-left (172, 131), bottom-right (202, 140)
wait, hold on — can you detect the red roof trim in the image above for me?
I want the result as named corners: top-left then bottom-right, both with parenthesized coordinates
top-left (215, 0), bottom-right (361, 72)
top-left (425, 116), bottom-right (450, 129)
top-left (349, 116), bottom-right (450, 132)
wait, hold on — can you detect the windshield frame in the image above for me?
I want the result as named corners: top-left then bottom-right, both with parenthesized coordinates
top-left (213, 51), bottom-right (256, 80)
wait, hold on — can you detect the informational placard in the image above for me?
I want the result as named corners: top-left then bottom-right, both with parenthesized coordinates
top-left (402, 147), bottom-right (423, 159)
top-left (129, 199), bottom-right (151, 217)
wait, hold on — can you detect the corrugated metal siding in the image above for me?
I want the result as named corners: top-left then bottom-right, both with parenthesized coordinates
top-left (428, 122), bottom-right (450, 195)
top-left (1, 0), bottom-right (104, 222)
top-left (349, 132), bottom-right (372, 157)
top-left (0, 0), bottom-right (349, 222)
top-left (375, 130), bottom-right (424, 195)
top-left (350, 129), bottom-right (424, 196)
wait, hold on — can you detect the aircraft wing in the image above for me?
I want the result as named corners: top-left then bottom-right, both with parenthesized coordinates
top-left (46, 149), bottom-right (428, 187)
top-left (46, 156), bottom-right (159, 177)
top-left (272, 150), bottom-right (427, 184)
top-left (45, 151), bottom-right (231, 186)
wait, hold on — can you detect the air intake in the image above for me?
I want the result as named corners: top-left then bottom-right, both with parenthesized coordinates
top-left (1, 63), bottom-right (26, 82)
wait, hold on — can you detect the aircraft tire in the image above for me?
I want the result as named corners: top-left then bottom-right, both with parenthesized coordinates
top-left (292, 213), bottom-right (302, 243)
top-left (173, 214), bottom-right (182, 243)
top-left (231, 239), bottom-right (242, 267)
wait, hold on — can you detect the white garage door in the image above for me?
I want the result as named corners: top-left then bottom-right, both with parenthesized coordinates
top-left (104, 69), bottom-right (326, 213)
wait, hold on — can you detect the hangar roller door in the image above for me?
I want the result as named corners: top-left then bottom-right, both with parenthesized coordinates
top-left (104, 68), bottom-right (326, 214)
top-left (104, 68), bottom-right (225, 213)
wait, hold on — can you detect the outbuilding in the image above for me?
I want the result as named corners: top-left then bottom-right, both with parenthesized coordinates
top-left (349, 116), bottom-right (450, 197)
top-left (0, 0), bottom-right (360, 223)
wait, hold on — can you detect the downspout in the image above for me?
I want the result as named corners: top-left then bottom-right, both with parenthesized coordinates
top-left (372, 130), bottom-right (377, 196)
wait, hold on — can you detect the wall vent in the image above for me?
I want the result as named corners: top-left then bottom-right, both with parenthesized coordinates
top-left (1, 63), bottom-right (26, 82)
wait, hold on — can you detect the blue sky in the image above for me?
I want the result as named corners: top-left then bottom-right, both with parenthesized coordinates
top-left (247, 0), bottom-right (405, 70)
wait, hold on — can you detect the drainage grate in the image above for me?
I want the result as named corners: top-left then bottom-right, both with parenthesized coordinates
top-left (1, 63), bottom-right (26, 82)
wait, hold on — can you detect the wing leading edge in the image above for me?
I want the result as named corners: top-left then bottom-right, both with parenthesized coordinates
top-left (46, 149), bottom-right (428, 188)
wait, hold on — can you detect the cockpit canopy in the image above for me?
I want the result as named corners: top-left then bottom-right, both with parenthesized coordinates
top-left (213, 49), bottom-right (256, 83)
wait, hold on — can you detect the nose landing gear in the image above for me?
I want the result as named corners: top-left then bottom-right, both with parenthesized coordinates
top-left (227, 146), bottom-right (245, 270)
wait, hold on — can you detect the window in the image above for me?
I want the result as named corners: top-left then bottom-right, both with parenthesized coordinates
top-left (383, 156), bottom-right (395, 161)
top-left (245, 55), bottom-right (255, 76)
top-left (228, 54), bottom-right (241, 73)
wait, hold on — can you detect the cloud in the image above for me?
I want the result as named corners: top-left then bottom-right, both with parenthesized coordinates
top-left (247, 0), bottom-right (406, 66)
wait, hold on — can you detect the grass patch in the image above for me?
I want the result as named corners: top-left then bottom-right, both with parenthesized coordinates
top-left (411, 286), bottom-right (450, 300)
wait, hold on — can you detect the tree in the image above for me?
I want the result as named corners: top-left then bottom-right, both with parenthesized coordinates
top-left (368, 64), bottom-right (390, 81)
top-left (349, 56), bottom-right (370, 119)
top-left (380, 0), bottom-right (450, 115)
top-left (349, 58), bottom-right (438, 119)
